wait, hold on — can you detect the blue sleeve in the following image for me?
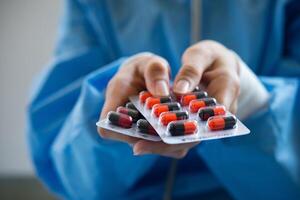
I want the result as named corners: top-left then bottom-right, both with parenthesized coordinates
top-left (197, 1), bottom-right (300, 199)
top-left (27, 0), bottom-right (159, 199)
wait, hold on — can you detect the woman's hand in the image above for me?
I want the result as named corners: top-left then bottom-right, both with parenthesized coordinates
top-left (173, 40), bottom-right (241, 113)
top-left (98, 39), bottom-right (241, 159)
top-left (98, 53), bottom-right (198, 158)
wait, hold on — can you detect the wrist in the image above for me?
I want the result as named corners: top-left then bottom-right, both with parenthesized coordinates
top-left (232, 52), bottom-right (270, 120)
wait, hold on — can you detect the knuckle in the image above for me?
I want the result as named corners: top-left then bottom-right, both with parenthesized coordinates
top-left (146, 59), bottom-right (168, 76)
top-left (183, 43), bottom-right (215, 62)
top-left (183, 46), bottom-right (201, 58)
top-left (200, 40), bottom-right (219, 48)
top-left (180, 64), bottom-right (201, 78)
top-left (107, 76), bottom-right (126, 92)
top-left (107, 77), bottom-right (119, 89)
top-left (233, 77), bottom-right (241, 97)
top-left (229, 72), bottom-right (240, 91)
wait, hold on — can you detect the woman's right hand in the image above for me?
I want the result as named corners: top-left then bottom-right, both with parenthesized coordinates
top-left (97, 53), bottom-right (199, 159)
top-left (98, 52), bottom-right (171, 144)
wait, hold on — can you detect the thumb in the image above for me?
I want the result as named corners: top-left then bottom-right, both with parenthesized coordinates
top-left (141, 55), bottom-right (171, 96)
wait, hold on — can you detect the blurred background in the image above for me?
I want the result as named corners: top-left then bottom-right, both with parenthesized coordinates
top-left (0, 0), bottom-right (60, 199)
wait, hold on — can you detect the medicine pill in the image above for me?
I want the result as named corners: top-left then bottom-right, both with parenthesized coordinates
top-left (198, 106), bottom-right (226, 121)
top-left (189, 98), bottom-right (217, 113)
top-left (152, 102), bottom-right (181, 117)
top-left (193, 86), bottom-right (200, 92)
top-left (139, 91), bottom-right (153, 104)
top-left (207, 116), bottom-right (237, 131)
top-left (181, 91), bottom-right (208, 106)
top-left (125, 102), bottom-right (137, 110)
top-left (145, 97), bottom-right (172, 109)
top-left (108, 111), bottom-right (133, 128)
top-left (117, 106), bottom-right (141, 122)
top-left (159, 111), bottom-right (189, 126)
top-left (137, 119), bottom-right (157, 135)
top-left (168, 120), bottom-right (197, 136)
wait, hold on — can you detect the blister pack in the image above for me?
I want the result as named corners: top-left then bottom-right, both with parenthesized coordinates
top-left (129, 90), bottom-right (250, 144)
top-left (96, 102), bottom-right (161, 141)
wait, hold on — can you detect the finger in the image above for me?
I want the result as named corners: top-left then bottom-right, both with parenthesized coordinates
top-left (173, 42), bottom-right (217, 94)
top-left (159, 149), bottom-right (188, 159)
top-left (139, 55), bottom-right (171, 96)
top-left (230, 99), bottom-right (238, 114)
top-left (97, 127), bottom-right (139, 144)
top-left (205, 71), bottom-right (240, 111)
top-left (100, 77), bottom-right (141, 119)
top-left (132, 140), bottom-right (199, 155)
top-left (98, 77), bottom-right (141, 142)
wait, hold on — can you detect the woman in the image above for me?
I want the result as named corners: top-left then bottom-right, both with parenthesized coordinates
top-left (27, 0), bottom-right (300, 199)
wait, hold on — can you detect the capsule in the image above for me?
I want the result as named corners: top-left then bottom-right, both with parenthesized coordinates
top-left (139, 91), bottom-right (153, 104)
top-left (108, 111), bottom-right (133, 128)
top-left (181, 91), bottom-right (208, 106)
top-left (168, 120), bottom-right (197, 136)
top-left (117, 106), bottom-right (141, 122)
top-left (152, 102), bottom-right (181, 117)
top-left (159, 111), bottom-right (189, 126)
top-left (145, 96), bottom-right (172, 109)
top-left (207, 115), bottom-right (237, 131)
top-left (189, 98), bottom-right (217, 113)
top-left (198, 106), bottom-right (226, 121)
top-left (193, 86), bottom-right (201, 92)
top-left (125, 102), bottom-right (137, 110)
top-left (173, 87), bottom-right (201, 101)
top-left (137, 119), bottom-right (158, 135)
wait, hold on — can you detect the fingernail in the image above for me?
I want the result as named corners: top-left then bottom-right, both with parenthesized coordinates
top-left (174, 80), bottom-right (190, 93)
top-left (155, 80), bottom-right (169, 96)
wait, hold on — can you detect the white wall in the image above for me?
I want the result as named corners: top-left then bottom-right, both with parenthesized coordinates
top-left (0, 0), bottom-right (60, 176)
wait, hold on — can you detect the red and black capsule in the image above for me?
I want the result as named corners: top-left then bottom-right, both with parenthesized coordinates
top-left (108, 111), bottom-right (133, 128)
top-left (159, 111), bottom-right (189, 126)
top-left (189, 98), bottom-right (217, 113)
top-left (139, 91), bottom-right (153, 104)
top-left (207, 115), bottom-right (237, 131)
top-left (137, 119), bottom-right (158, 135)
top-left (117, 106), bottom-right (141, 122)
top-left (173, 87), bottom-right (201, 101)
top-left (152, 102), bottom-right (181, 117)
top-left (145, 96), bottom-right (172, 109)
top-left (193, 86), bottom-right (201, 92)
top-left (198, 105), bottom-right (226, 121)
top-left (181, 91), bottom-right (208, 106)
top-left (125, 102), bottom-right (137, 110)
top-left (168, 120), bottom-right (197, 136)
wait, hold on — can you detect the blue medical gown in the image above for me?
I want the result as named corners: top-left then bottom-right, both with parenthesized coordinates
top-left (27, 0), bottom-right (300, 199)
